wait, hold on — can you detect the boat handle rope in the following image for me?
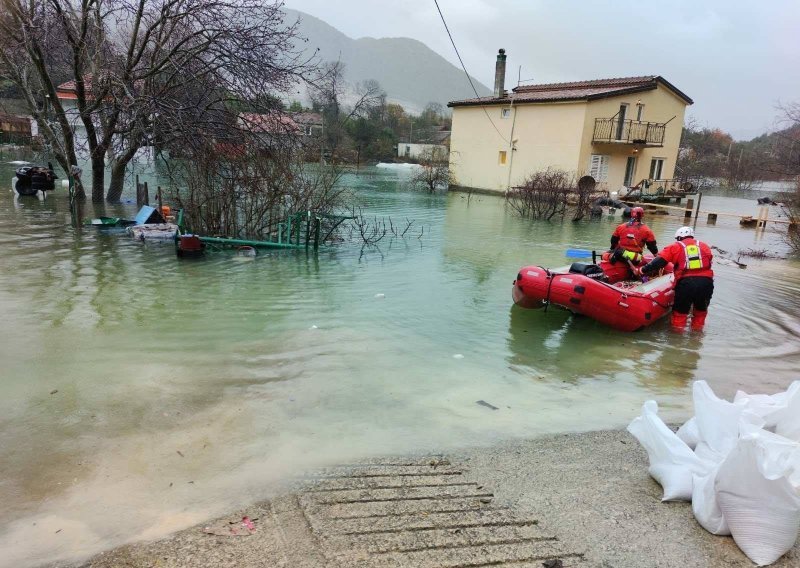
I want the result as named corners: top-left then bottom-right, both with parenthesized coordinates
top-left (542, 266), bottom-right (554, 313)
top-left (619, 288), bottom-right (673, 310)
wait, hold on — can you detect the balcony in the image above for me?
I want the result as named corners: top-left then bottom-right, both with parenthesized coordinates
top-left (592, 118), bottom-right (666, 146)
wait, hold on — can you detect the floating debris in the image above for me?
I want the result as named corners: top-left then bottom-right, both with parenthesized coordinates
top-left (236, 246), bottom-right (257, 258)
top-left (476, 400), bottom-right (499, 410)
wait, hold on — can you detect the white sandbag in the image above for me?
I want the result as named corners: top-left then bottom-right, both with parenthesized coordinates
top-left (693, 381), bottom-right (764, 456)
top-left (627, 401), bottom-right (712, 501)
top-left (694, 440), bottom-right (726, 467)
top-left (676, 417), bottom-right (699, 450)
top-left (735, 381), bottom-right (800, 430)
top-left (692, 465), bottom-right (730, 535)
top-left (771, 384), bottom-right (800, 442)
top-left (715, 428), bottom-right (800, 566)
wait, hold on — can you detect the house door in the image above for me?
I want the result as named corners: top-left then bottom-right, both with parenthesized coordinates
top-left (624, 156), bottom-right (637, 187)
top-left (615, 104), bottom-right (628, 140)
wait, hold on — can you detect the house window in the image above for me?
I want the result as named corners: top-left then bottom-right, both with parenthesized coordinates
top-left (649, 158), bottom-right (665, 180)
top-left (498, 150), bottom-right (508, 165)
top-left (589, 154), bottom-right (610, 182)
top-left (636, 103), bottom-right (644, 121)
top-left (501, 108), bottom-right (511, 119)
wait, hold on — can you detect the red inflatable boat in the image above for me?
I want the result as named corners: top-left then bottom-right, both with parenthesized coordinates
top-left (512, 255), bottom-right (674, 332)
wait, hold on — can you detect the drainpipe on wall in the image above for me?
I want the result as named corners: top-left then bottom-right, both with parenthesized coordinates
top-left (506, 95), bottom-right (518, 194)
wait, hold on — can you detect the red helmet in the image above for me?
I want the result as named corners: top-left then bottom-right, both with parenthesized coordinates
top-left (631, 207), bottom-right (644, 220)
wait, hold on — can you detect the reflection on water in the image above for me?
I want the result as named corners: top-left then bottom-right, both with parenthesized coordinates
top-left (0, 158), bottom-right (799, 566)
top-left (506, 305), bottom-right (702, 392)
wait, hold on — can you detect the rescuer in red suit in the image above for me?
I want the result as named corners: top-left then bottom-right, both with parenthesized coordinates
top-left (610, 207), bottom-right (658, 267)
top-left (636, 226), bottom-right (714, 331)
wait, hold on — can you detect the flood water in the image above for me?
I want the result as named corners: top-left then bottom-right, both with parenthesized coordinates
top-left (1, 155), bottom-right (799, 566)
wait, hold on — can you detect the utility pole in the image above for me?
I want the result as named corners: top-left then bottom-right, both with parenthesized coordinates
top-left (320, 118), bottom-right (325, 165)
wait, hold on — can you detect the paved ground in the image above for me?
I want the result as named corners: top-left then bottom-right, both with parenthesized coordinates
top-left (63, 430), bottom-right (799, 568)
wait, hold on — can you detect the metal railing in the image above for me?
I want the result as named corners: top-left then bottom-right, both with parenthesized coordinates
top-left (592, 118), bottom-right (666, 145)
top-left (623, 178), bottom-right (698, 201)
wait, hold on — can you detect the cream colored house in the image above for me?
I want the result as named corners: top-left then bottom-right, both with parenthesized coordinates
top-left (448, 53), bottom-right (693, 193)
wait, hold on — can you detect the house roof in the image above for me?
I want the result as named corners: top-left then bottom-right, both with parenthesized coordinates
top-left (290, 112), bottom-right (323, 126)
top-left (238, 112), bottom-right (300, 134)
top-left (448, 75), bottom-right (693, 107)
top-left (56, 78), bottom-right (80, 92)
top-left (56, 75), bottom-right (125, 101)
top-left (432, 129), bottom-right (451, 144)
top-left (55, 76), bottom-right (94, 100)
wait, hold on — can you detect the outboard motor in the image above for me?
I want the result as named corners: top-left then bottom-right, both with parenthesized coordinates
top-left (569, 262), bottom-right (607, 281)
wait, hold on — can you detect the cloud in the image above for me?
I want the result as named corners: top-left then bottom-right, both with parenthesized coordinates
top-left (286, 0), bottom-right (800, 139)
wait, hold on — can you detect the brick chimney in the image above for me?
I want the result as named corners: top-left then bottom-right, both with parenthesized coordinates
top-left (493, 49), bottom-right (507, 98)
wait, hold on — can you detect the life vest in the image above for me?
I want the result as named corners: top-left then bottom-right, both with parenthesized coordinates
top-left (676, 239), bottom-right (713, 279)
top-left (620, 249), bottom-right (643, 264)
top-left (616, 222), bottom-right (650, 253)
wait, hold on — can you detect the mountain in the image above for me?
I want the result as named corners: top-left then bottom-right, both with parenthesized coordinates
top-left (283, 9), bottom-right (491, 113)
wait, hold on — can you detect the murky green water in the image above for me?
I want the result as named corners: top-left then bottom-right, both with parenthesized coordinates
top-left (1, 153), bottom-right (799, 566)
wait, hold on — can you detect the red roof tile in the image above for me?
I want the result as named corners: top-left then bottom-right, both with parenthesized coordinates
top-left (290, 112), bottom-right (323, 125)
top-left (449, 75), bottom-right (692, 107)
top-left (239, 112), bottom-right (300, 134)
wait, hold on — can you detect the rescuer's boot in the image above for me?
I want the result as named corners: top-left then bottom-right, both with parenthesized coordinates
top-left (671, 311), bottom-right (689, 331)
top-left (691, 310), bottom-right (708, 331)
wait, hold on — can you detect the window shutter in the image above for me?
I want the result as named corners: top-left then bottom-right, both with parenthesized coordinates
top-left (590, 154), bottom-right (609, 182)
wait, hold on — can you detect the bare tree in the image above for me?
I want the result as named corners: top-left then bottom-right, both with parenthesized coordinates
top-left (410, 146), bottom-right (452, 193)
top-left (771, 101), bottom-right (800, 178)
top-left (0, 0), bottom-right (314, 202)
top-left (163, 132), bottom-right (351, 242)
top-left (722, 148), bottom-right (759, 191)
top-left (506, 169), bottom-right (575, 221)
top-left (344, 208), bottom-right (424, 247)
top-left (310, 60), bottom-right (384, 162)
top-left (571, 174), bottom-right (597, 222)
top-left (775, 102), bottom-right (800, 254)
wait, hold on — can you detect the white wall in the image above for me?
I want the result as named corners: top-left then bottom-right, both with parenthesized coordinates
top-left (398, 143), bottom-right (448, 160)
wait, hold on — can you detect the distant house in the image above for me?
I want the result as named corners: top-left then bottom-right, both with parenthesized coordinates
top-left (54, 78), bottom-right (84, 103)
top-left (291, 112), bottom-right (323, 137)
top-left (238, 112), bottom-right (300, 135)
top-left (432, 126), bottom-right (451, 146)
top-left (0, 112), bottom-right (32, 144)
top-left (398, 142), bottom-right (448, 161)
top-left (448, 49), bottom-right (693, 193)
top-left (55, 76), bottom-right (107, 149)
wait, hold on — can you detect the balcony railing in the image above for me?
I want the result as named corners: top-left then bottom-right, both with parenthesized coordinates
top-left (592, 118), bottom-right (666, 146)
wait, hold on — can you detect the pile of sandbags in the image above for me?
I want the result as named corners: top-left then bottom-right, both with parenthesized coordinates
top-left (628, 380), bottom-right (800, 566)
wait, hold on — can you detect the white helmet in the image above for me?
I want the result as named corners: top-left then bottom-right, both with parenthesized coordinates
top-left (675, 226), bottom-right (694, 240)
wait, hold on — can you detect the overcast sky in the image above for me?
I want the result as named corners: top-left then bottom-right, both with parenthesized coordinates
top-left (286, 0), bottom-right (799, 140)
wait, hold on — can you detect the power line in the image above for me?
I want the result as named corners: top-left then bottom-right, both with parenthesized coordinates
top-left (432, 0), bottom-right (509, 145)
